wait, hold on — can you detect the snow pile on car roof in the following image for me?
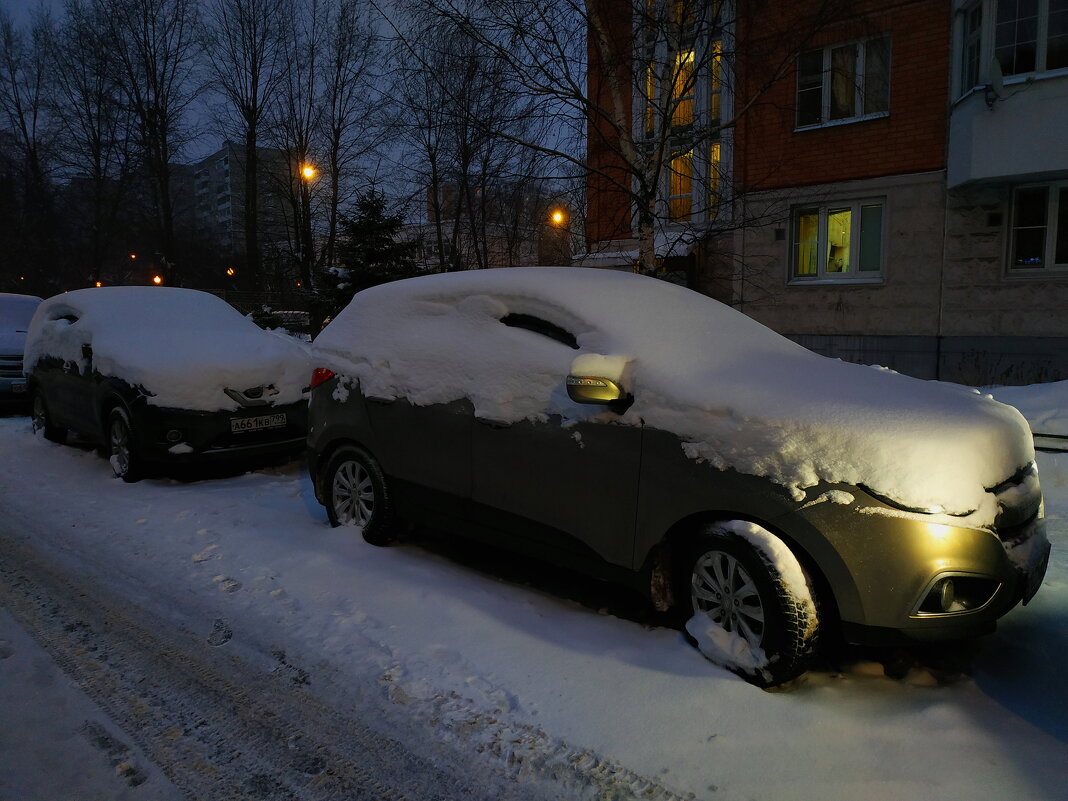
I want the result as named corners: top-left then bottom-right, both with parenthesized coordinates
top-left (313, 268), bottom-right (1034, 525)
top-left (25, 287), bottom-right (310, 411)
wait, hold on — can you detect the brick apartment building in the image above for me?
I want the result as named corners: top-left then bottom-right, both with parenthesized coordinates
top-left (585, 0), bottom-right (1068, 384)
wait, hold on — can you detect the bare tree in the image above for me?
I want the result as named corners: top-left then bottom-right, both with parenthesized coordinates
top-left (202, 0), bottom-right (290, 284)
top-left (391, 5), bottom-right (564, 272)
top-left (268, 0), bottom-right (322, 290)
top-left (51, 0), bottom-right (136, 285)
top-left (317, 0), bottom-right (382, 274)
top-left (384, 0), bottom-right (847, 278)
top-left (99, 0), bottom-right (201, 284)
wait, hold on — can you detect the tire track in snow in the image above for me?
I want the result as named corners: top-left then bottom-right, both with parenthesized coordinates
top-left (0, 529), bottom-right (695, 801)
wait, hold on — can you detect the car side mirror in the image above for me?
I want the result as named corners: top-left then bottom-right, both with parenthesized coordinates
top-left (566, 375), bottom-right (634, 414)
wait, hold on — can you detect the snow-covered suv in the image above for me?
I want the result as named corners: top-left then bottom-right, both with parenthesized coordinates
top-left (25, 286), bottom-right (311, 481)
top-left (306, 268), bottom-right (1051, 686)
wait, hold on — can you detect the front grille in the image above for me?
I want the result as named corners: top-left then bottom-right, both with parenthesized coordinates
top-left (0, 355), bottom-right (23, 378)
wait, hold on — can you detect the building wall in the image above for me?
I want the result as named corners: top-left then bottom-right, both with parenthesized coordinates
top-left (733, 171), bottom-right (947, 335)
top-left (735, 0), bottom-right (949, 192)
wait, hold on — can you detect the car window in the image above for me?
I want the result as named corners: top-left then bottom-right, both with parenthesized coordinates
top-left (500, 313), bottom-right (579, 349)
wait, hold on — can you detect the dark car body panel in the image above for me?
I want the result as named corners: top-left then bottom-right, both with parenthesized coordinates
top-left (309, 368), bottom-right (1051, 646)
top-left (30, 356), bottom-right (307, 468)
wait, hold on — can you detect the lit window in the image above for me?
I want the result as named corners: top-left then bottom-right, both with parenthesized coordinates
top-left (669, 150), bottom-right (694, 222)
top-left (791, 200), bottom-right (884, 281)
top-left (796, 36), bottom-right (890, 128)
top-left (1009, 184), bottom-right (1068, 271)
top-left (672, 50), bottom-right (696, 127)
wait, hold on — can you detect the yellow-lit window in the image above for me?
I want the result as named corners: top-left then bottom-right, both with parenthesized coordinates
top-left (671, 50), bottom-right (695, 127)
top-left (794, 210), bottom-right (819, 276)
top-left (646, 63), bottom-right (657, 135)
top-left (670, 150), bottom-right (693, 222)
top-left (826, 208), bottom-right (851, 272)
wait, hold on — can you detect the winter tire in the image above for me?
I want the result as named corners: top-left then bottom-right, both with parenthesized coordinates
top-left (679, 523), bottom-right (819, 688)
top-left (108, 406), bottom-right (143, 483)
top-left (31, 390), bottom-right (67, 443)
top-left (323, 445), bottom-right (396, 545)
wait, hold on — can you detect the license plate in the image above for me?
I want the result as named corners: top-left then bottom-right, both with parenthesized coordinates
top-left (11, 382), bottom-right (25, 394)
top-left (231, 413), bottom-right (286, 433)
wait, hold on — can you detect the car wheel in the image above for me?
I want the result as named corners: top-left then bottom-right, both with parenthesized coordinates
top-left (31, 390), bottom-right (67, 443)
top-left (679, 523), bottom-right (819, 688)
top-left (107, 406), bottom-right (143, 483)
top-left (323, 445), bottom-right (396, 545)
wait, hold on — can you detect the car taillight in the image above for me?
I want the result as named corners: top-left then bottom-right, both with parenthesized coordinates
top-left (310, 367), bottom-right (335, 390)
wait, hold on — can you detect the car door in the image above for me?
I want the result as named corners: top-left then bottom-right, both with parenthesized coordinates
top-left (363, 393), bottom-right (473, 511)
top-left (469, 314), bottom-right (642, 569)
top-left (34, 308), bottom-right (95, 432)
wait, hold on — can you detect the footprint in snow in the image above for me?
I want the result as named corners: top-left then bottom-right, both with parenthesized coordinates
top-left (213, 576), bottom-right (242, 593)
top-left (207, 619), bottom-right (232, 647)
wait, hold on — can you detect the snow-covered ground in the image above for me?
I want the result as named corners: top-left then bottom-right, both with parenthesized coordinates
top-left (0, 403), bottom-right (1065, 800)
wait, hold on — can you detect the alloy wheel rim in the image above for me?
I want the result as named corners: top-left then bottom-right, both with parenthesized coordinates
top-left (691, 550), bottom-right (766, 650)
top-left (332, 460), bottom-right (375, 527)
top-left (110, 418), bottom-right (130, 476)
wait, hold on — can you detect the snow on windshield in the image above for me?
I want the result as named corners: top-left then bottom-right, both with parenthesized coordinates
top-left (313, 267), bottom-right (1034, 525)
top-left (25, 287), bottom-right (310, 411)
top-left (0, 293), bottom-right (42, 332)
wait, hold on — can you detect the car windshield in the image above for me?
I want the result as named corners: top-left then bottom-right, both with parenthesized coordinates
top-left (0, 295), bottom-right (41, 332)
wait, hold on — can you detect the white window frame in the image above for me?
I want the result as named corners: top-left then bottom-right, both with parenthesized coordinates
top-left (954, 0), bottom-right (1068, 99)
top-left (789, 199), bottom-right (886, 284)
top-left (634, 2), bottom-right (730, 229)
top-left (1007, 182), bottom-right (1068, 274)
top-left (795, 35), bottom-right (891, 130)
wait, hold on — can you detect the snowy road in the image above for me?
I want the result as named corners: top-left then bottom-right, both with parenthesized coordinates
top-left (0, 530), bottom-right (531, 801)
top-left (1, 414), bottom-right (1066, 800)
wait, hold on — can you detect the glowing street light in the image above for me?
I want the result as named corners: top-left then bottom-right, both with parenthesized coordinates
top-left (226, 267), bottom-right (236, 277)
top-left (152, 274), bottom-right (163, 285)
top-left (300, 163), bottom-right (317, 181)
top-left (550, 208), bottom-right (567, 226)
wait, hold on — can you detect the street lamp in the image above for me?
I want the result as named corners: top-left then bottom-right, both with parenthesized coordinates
top-left (300, 163), bottom-right (317, 181)
top-left (152, 274), bottom-right (163, 285)
top-left (550, 208), bottom-right (567, 226)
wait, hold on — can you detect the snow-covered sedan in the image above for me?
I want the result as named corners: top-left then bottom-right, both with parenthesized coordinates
top-left (306, 268), bottom-right (1051, 686)
top-left (25, 286), bottom-right (311, 481)
top-left (0, 293), bottom-right (42, 405)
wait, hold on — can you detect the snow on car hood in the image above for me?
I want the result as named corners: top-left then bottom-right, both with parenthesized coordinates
top-left (25, 287), bottom-right (311, 412)
top-left (313, 268), bottom-right (1034, 526)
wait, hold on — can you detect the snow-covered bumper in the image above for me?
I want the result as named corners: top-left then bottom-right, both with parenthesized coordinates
top-left (131, 401), bottom-right (308, 465)
top-left (784, 488), bottom-right (1051, 645)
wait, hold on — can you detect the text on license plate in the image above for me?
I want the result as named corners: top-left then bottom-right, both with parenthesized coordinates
top-left (231, 413), bottom-right (286, 433)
